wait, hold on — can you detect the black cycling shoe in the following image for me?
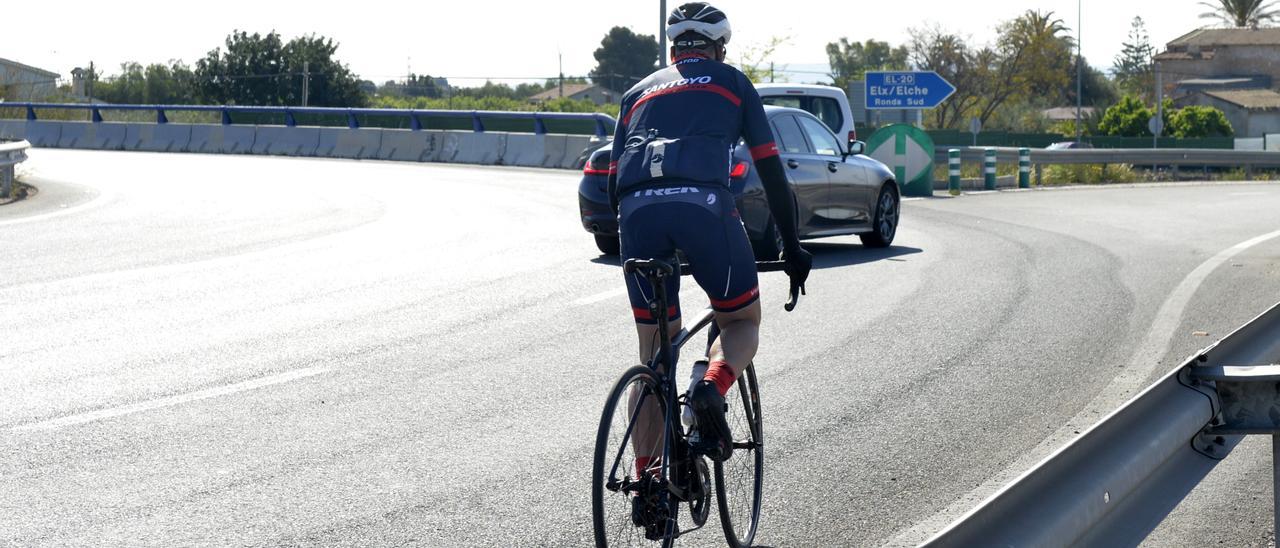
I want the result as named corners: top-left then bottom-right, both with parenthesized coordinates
top-left (689, 380), bottom-right (733, 462)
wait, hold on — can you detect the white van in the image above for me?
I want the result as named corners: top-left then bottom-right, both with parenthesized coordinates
top-left (755, 83), bottom-right (857, 148)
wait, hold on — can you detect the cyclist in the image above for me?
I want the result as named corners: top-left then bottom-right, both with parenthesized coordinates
top-left (608, 1), bottom-right (812, 481)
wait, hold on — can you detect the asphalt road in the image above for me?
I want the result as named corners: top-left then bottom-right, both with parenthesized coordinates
top-left (3, 149), bottom-right (1279, 547)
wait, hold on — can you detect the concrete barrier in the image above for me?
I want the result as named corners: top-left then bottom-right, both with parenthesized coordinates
top-left (435, 131), bottom-right (465, 163)
top-left (187, 125), bottom-right (256, 154)
top-left (124, 124), bottom-right (193, 152)
top-left (316, 128), bottom-right (384, 160)
top-left (253, 126), bottom-right (320, 156)
top-left (0, 121), bottom-right (24, 141)
top-left (503, 134), bottom-right (548, 167)
top-left (449, 132), bottom-right (506, 165)
top-left (378, 129), bottom-right (445, 162)
top-left (25, 121), bottom-right (63, 148)
top-left (56, 122), bottom-right (90, 148)
top-left (57, 122), bottom-right (128, 150)
top-left (562, 136), bottom-right (596, 169)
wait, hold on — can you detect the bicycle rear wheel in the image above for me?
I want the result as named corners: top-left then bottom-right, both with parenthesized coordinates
top-left (715, 363), bottom-right (764, 548)
top-left (592, 365), bottom-right (678, 548)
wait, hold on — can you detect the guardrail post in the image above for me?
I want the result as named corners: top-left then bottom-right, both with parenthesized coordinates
top-left (91, 107), bottom-right (103, 123)
top-left (533, 115), bottom-right (547, 135)
top-left (1035, 164), bottom-right (1043, 186)
top-left (26, 106), bottom-right (36, 121)
top-left (221, 110), bottom-right (232, 126)
top-left (1, 165), bottom-right (12, 199)
top-left (156, 109), bottom-right (168, 124)
top-left (984, 148), bottom-right (997, 190)
top-left (347, 111), bottom-right (360, 130)
top-left (472, 112), bottom-right (485, 133)
top-left (1018, 148), bottom-right (1030, 189)
top-left (948, 149), bottom-right (961, 196)
top-left (285, 111), bottom-right (297, 128)
top-left (595, 117), bottom-right (610, 138)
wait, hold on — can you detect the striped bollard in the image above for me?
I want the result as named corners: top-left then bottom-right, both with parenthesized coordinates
top-left (948, 149), bottom-right (961, 196)
top-left (1018, 148), bottom-right (1031, 189)
top-left (984, 148), bottom-right (997, 190)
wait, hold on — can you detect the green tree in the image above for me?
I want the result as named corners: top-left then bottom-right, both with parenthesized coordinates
top-left (734, 36), bottom-right (791, 83)
top-left (590, 27), bottom-right (659, 93)
top-left (195, 30), bottom-right (366, 107)
top-left (1002, 10), bottom-right (1075, 101)
top-left (1200, 0), bottom-right (1280, 28)
top-left (1098, 95), bottom-right (1153, 136)
top-left (1113, 17), bottom-right (1155, 100)
top-left (1168, 105), bottom-right (1234, 137)
top-left (825, 38), bottom-right (909, 90)
top-left (1067, 59), bottom-right (1119, 108)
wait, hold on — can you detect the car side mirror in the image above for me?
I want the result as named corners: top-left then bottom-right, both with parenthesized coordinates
top-left (847, 140), bottom-right (866, 156)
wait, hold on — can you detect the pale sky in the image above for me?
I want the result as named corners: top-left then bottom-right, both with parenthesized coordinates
top-left (5, 1), bottom-right (1212, 87)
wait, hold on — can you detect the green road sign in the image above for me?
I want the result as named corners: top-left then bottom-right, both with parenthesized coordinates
top-left (867, 124), bottom-right (935, 197)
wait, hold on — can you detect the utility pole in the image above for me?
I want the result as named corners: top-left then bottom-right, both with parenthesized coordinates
top-left (770, 62), bottom-right (775, 83)
top-left (1155, 63), bottom-right (1163, 150)
top-left (1075, 0), bottom-right (1083, 144)
top-left (659, 0), bottom-right (668, 68)
top-left (559, 52), bottom-right (564, 98)
top-left (301, 61), bottom-right (310, 107)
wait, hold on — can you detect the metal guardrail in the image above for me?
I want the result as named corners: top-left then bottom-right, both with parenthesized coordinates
top-left (937, 146), bottom-right (1280, 168)
top-left (937, 146), bottom-right (1280, 184)
top-left (0, 139), bottom-right (30, 198)
top-left (926, 301), bottom-right (1280, 546)
top-left (0, 102), bottom-right (618, 138)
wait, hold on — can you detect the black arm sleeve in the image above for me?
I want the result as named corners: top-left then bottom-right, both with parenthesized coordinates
top-left (755, 155), bottom-right (801, 253)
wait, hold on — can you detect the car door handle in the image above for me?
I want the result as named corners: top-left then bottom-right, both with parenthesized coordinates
top-left (787, 159), bottom-right (800, 169)
top-left (827, 162), bottom-right (839, 173)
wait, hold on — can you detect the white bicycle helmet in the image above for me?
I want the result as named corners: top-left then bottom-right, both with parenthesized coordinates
top-left (666, 2), bottom-right (732, 45)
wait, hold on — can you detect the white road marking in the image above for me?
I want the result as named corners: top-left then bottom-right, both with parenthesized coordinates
top-left (12, 367), bottom-right (328, 432)
top-left (0, 189), bottom-right (110, 227)
top-left (572, 287), bottom-right (628, 307)
top-left (888, 227), bottom-right (1280, 546)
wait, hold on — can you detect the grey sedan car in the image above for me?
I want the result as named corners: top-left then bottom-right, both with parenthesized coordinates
top-left (578, 106), bottom-right (900, 257)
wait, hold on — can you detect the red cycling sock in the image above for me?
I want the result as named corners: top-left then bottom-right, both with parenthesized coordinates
top-left (636, 456), bottom-right (656, 477)
top-left (703, 360), bottom-right (736, 396)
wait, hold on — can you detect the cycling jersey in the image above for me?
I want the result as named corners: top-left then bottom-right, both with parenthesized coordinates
top-left (608, 54), bottom-right (779, 196)
top-left (612, 53), bottom-right (774, 323)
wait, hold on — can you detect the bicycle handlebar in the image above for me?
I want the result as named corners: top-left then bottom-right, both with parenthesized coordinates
top-left (756, 261), bottom-right (805, 312)
top-left (622, 258), bottom-right (805, 312)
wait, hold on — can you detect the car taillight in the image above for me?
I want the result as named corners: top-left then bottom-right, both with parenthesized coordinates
top-left (583, 154), bottom-right (610, 176)
top-left (730, 161), bottom-right (749, 179)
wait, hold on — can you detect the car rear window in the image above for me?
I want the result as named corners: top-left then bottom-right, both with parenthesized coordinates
top-left (761, 94), bottom-right (844, 134)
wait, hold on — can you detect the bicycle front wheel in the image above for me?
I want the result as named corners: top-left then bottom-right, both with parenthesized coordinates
top-left (592, 365), bottom-right (677, 548)
top-left (715, 363), bottom-right (763, 548)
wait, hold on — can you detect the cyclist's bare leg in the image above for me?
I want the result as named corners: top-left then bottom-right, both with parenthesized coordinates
top-left (630, 319), bottom-right (683, 474)
top-left (708, 300), bottom-right (762, 378)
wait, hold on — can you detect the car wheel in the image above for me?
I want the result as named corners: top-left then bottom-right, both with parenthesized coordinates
top-left (859, 184), bottom-right (899, 248)
top-left (751, 219), bottom-right (784, 262)
top-left (595, 234), bottom-right (621, 256)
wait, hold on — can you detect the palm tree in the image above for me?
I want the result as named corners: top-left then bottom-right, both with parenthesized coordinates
top-left (1199, 0), bottom-right (1280, 28)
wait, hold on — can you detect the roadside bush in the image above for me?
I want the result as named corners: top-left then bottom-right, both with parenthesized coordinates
top-left (1043, 163), bottom-right (1138, 185)
top-left (1168, 106), bottom-right (1233, 138)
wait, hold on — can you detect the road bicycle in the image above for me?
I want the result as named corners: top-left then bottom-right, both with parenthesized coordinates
top-left (592, 258), bottom-right (801, 547)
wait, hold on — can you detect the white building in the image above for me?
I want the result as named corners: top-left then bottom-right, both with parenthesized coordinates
top-left (0, 58), bottom-right (60, 100)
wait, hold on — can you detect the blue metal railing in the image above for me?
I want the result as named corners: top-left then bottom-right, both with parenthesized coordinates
top-left (0, 102), bottom-right (617, 137)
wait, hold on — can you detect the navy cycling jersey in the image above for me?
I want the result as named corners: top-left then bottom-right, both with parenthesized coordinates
top-left (609, 54), bottom-right (779, 196)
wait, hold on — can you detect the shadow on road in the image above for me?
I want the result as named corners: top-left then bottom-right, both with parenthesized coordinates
top-left (588, 243), bottom-right (923, 271)
top-left (806, 242), bottom-right (924, 270)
